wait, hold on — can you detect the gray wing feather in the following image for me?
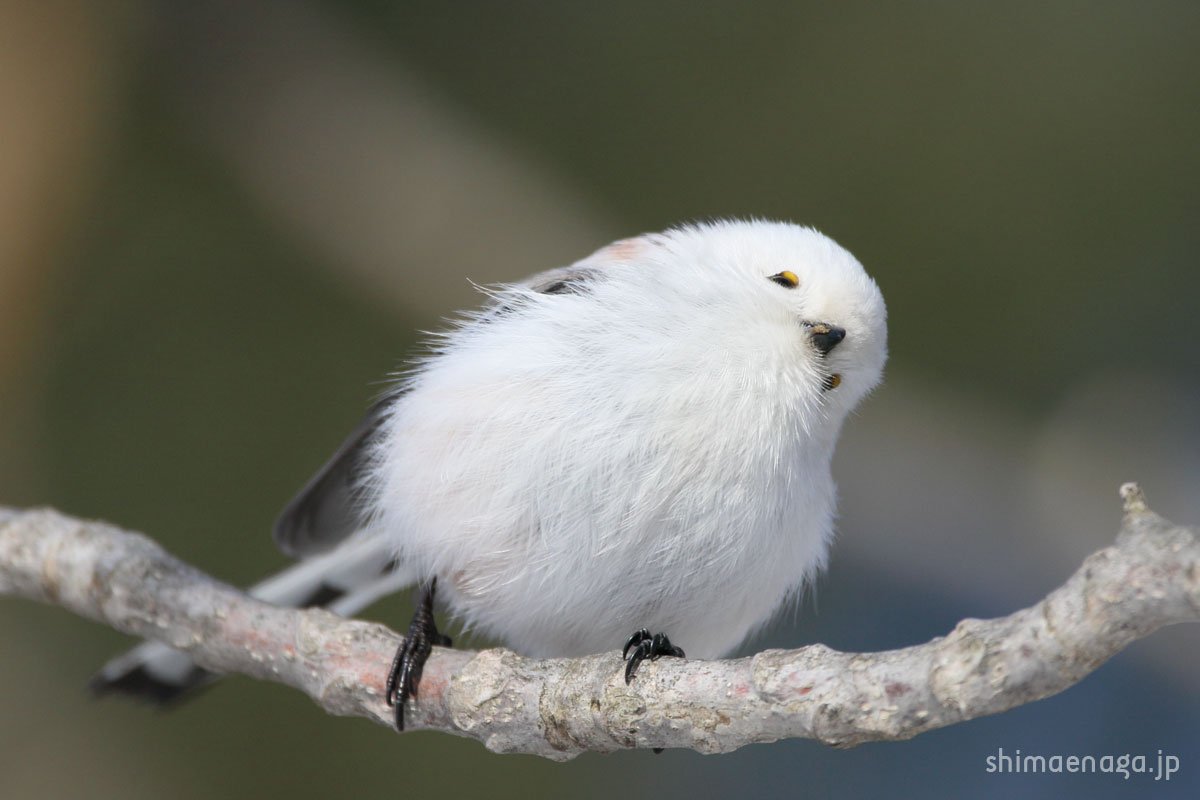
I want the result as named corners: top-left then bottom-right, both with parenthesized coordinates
top-left (273, 397), bottom-right (391, 559)
top-left (274, 269), bottom-right (600, 559)
top-left (525, 266), bottom-right (598, 295)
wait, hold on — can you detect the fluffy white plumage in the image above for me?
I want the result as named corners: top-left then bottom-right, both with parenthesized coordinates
top-left (91, 219), bottom-right (887, 700)
top-left (367, 219), bottom-right (887, 659)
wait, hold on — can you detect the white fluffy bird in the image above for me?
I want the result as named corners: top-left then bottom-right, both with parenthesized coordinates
top-left (93, 219), bottom-right (888, 728)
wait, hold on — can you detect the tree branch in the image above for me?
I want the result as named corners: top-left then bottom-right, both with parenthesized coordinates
top-left (0, 483), bottom-right (1196, 760)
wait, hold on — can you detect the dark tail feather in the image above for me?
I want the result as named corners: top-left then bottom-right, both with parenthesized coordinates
top-left (88, 536), bottom-right (408, 707)
top-left (89, 662), bottom-right (215, 706)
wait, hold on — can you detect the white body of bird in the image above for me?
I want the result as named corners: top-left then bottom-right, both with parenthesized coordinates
top-left (368, 220), bottom-right (888, 658)
top-left (93, 219), bottom-right (887, 699)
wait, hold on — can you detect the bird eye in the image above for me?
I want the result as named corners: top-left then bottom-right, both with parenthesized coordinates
top-left (768, 271), bottom-right (800, 288)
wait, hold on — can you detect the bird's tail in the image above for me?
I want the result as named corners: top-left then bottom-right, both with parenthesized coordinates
top-left (89, 536), bottom-right (413, 705)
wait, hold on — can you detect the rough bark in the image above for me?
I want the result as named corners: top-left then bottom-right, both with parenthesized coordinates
top-left (0, 484), bottom-right (1195, 761)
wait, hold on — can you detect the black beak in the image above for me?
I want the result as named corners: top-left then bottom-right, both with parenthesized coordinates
top-left (807, 323), bottom-right (846, 356)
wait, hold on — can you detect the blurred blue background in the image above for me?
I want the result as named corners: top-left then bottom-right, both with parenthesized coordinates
top-left (0, 1), bottom-right (1197, 797)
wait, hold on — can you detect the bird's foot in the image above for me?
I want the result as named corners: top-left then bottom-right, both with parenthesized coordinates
top-left (385, 577), bottom-right (452, 731)
top-left (622, 628), bottom-right (685, 684)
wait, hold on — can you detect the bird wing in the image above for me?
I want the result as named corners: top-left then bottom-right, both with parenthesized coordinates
top-left (273, 259), bottom-right (615, 560)
top-left (272, 397), bottom-right (392, 559)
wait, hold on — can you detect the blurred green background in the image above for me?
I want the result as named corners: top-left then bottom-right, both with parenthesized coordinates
top-left (1, 1), bottom-right (1197, 798)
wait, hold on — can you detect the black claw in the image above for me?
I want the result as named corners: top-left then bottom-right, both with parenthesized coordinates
top-left (623, 628), bottom-right (651, 660)
top-left (622, 629), bottom-right (686, 684)
top-left (385, 577), bottom-right (450, 731)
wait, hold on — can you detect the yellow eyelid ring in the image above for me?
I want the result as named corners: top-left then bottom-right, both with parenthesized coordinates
top-left (769, 270), bottom-right (800, 288)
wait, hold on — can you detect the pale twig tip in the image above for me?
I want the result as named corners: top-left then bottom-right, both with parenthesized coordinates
top-left (1119, 482), bottom-right (1147, 513)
